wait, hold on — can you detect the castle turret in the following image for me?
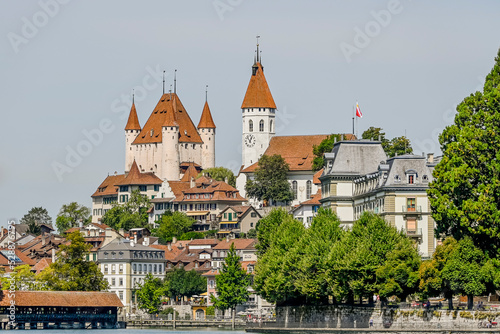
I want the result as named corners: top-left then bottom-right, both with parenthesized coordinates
top-left (162, 107), bottom-right (180, 180)
top-left (125, 102), bottom-right (141, 172)
top-left (198, 99), bottom-right (216, 169)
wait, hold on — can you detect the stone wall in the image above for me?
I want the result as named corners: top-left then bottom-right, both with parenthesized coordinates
top-left (276, 305), bottom-right (500, 330)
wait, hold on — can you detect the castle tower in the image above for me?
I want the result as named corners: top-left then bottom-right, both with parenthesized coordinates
top-left (241, 42), bottom-right (277, 168)
top-left (124, 102), bottom-right (141, 172)
top-left (162, 105), bottom-right (180, 180)
top-left (198, 97), bottom-right (216, 170)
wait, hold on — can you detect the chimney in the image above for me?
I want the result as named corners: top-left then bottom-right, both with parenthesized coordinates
top-left (105, 228), bottom-right (113, 240)
top-left (134, 234), bottom-right (138, 244)
top-left (334, 137), bottom-right (337, 143)
top-left (190, 177), bottom-right (195, 188)
top-left (52, 248), bottom-right (56, 262)
top-left (172, 236), bottom-right (177, 244)
top-left (427, 153), bottom-right (434, 163)
top-left (341, 134), bottom-right (344, 141)
top-left (224, 177), bottom-right (228, 184)
top-left (167, 243), bottom-right (172, 251)
top-left (378, 134), bottom-right (382, 141)
top-left (42, 236), bottom-right (46, 246)
top-left (130, 239), bottom-right (135, 247)
top-left (143, 236), bottom-right (150, 246)
top-left (226, 235), bottom-right (229, 243)
top-left (78, 219), bottom-right (83, 228)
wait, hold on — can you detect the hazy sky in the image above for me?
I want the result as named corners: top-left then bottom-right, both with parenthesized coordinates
top-left (1, 1), bottom-right (499, 226)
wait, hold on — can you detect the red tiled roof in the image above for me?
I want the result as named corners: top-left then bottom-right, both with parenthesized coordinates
top-left (167, 181), bottom-right (191, 200)
top-left (178, 181), bottom-right (246, 203)
top-left (220, 205), bottom-right (253, 218)
top-left (313, 168), bottom-right (324, 185)
top-left (91, 222), bottom-right (110, 230)
top-left (0, 248), bottom-right (37, 266)
top-left (34, 258), bottom-right (52, 274)
top-left (241, 62), bottom-right (276, 109)
top-left (64, 227), bottom-right (80, 234)
top-left (0, 291), bottom-right (123, 307)
top-left (116, 160), bottom-right (162, 186)
top-left (241, 135), bottom-right (331, 172)
top-left (91, 174), bottom-right (126, 198)
top-left (125, 103), bottom-right (141, 130)
top-left (181, 163), bottom-right (200, 182)
top-left (197, 101), bottom-right (216, 129)
top-left (301, 189), bottom-right (322, 206)
top-left (132, 93), bottom-right (203, 145)
top-left (213, 239), bottom-right (257, 250)
top-left (150, 244), bottom-right (185, 261)
top-left (188, 239), bottom-right (218, 246)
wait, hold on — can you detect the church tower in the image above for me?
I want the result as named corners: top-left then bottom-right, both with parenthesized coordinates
top-left (240, 41), bottom-right (276, 168)
top-left (124, 101), bottom-right (141, 173)
top-left (198, 92), bottom-right (216, 169)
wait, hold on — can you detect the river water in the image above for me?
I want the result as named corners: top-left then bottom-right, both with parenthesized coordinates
top-left (13, 330), bottom-right (248, 334)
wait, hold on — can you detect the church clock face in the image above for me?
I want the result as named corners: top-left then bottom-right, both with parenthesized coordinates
top-left (245, 134), bottom-right (256, 147)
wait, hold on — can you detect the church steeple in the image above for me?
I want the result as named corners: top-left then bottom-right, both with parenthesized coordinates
top-left (242, 40), bottom-right (276, 109)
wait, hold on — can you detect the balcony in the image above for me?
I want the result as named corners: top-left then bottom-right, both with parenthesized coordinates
top-left (402, 205), bottom-right (422, 219)
top-left (402, 228), bottom-right (423, 242)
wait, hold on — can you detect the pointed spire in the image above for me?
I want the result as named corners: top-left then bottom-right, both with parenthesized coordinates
top-left (198, 97), bottom-right (216, 129)
top-left (125, 95), bottom-right (141, 131)
top-left (205, 85), bottom-right (208, 102)
top-left (162, 71), bottom-right (166, 94)
top-left (174, 69), bottom-right (177, 94)
top-left (256, 35), bottom-right (260, 62)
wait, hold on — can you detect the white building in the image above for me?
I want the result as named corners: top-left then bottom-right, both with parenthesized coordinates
top-left (320, 139), bottom-right (437, 258)
top-left (98, 238), bottom-right (166, 313)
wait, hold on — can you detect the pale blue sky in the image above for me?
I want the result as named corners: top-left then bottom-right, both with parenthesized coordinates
top-left (1, 0), bottom-right (499, 225)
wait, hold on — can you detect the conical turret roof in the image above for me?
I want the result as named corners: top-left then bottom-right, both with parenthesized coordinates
top-left (197, 101), bottom-right (216, 129)
top-left (125, 103), bottom-right (141, 130)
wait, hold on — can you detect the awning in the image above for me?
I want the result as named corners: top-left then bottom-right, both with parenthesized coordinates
top-left (218, 231), bottom-right (231, 234)
top-left (186, 211), bottom-right (210, 216)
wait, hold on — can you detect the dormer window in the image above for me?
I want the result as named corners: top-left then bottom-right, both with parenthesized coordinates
top-left (422, 175), bottom-right (428, 182)
top-left (394, 175), bottom-right (401, 182)
top-left (408, 175), bottom-right (414, 184)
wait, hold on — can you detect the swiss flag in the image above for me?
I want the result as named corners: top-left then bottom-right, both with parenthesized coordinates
top-left (356, 102), bottom-right (362, 118)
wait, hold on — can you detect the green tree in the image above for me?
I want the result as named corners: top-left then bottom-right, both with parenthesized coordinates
top-left (362, 126), bottom-right (388, 144)
top-left (386, 136), bottom-right (413, 157)
top-left (293, 208), bottom-right (343, 305)
top-left (20, 207), bottom-right (52, 236)
top-left (198, 167), bottom-right (236, 187)
top-left (376, 236), bottom-right (421, 302)
top-left (136, 273), bottom-right (167, 314)
top-left (55, 202), bottom-right (91, 233)
top-left (418, 237), bottom-right (457, 309)
top-left (428, 49), bottom-right (500, 256)
top-left (101, 189), bottom-right (151, 231)
top-left (246, 228), bottom-right (257, 238)
top-left (211, 243), bottom-right (250, 318)
top-left (245, 154), bottom-right (293, 205)
top-left (253, 214), bottom-right (305, 305)
top-left (165, 268), bottom-right (206, 302)
top-left (1, 264), bottom-right (43, 291)
top-left (312, 134), bottom-right (343, 171)
top-left (153, 211), bottom-right (195, 243)
top-left (255, 207), bottom-right (290, 256)
top-left (37, 231), bottom-right (108, 291)
top-left (441, 237), bottom-right (494, 309)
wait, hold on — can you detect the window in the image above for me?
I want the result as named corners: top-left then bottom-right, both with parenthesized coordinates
top-left (119, 278), bottom-right (123, 286)
top-left (422, 175), bottom-right (429, 182)
top-left (306, 180), bottom-right (312, 199)
top-left (104, 265), bottom-right (108, 274)
top-left (119, 291), bottom-right (123, 301)
top-left (270, 120), bottom-right (273, 132)
top-left (292, 181), bottom-right (298, 200)
top-left (250, 222), bottom-right (253, 228)
top-left (139, 185), bottom-right (147, 192)
top-left (112, 264), bottom-right (116, 273)
top-left (133, 264), bottom-right (137, 273)
top-left (408, 175), bottom-right (414, 184)
top-left (111, 278), bottom-right (116, 286)
top-left (139, 264), bottom-right (142, 273)
top-left (154, 185), bottom-right (160, 191)
top-left (249, 120), bottom-right (253, 132)
top-left (210, 280), bottom-right (214, 288)
top-left (394, 175), bottom-right (401, 182)
top-left (119, 264), bottom-right (123, 274)
top-left (259, 119), bottom-right (264, 132)
top-left (154, 264), bottom-right (157, 273)
top-left (407, 198), bottom-right (416, 212)
top-left (407, 218), bottom-right (417, 232)
top-left (120, 195), bottom-right (129, 203)
top-left (119, 186), bottom-right (129, 192)
top-left (251, 212), bottom-right (257, 217)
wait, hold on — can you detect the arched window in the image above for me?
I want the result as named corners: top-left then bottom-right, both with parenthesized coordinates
top-left (270, 120), bottom-right (273, 132)
top-left (292, 181), bottom-right (298, 200)
top-left (249, 120), bottom-right (253, 132)
top-left (306, 180), bottom-right (312, 199)
top-left (259, 119), bottom-right (264, 132)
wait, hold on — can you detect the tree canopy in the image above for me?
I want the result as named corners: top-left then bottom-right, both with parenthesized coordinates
top-left (20, 207), bottom-right (52, 236)
top-left (361, 126), bottom-right (413, 158)
top-left (211, 243), bottom-right (250, 311)
top-left (153, 211), bottom-right (195, 243)
top-left (198, 167), bottom-right (236, 187)
top-left (136, 273), bottom-right (167, 314)
top-left (55, 202), bottom-right (90, 233)
top-left (101, 189), bottom-right (150, 231)
top-left (428, 49), bottom-right (500, 256)
top-left (312, 134), bottom-right (344, 171)
top-left (245, 154), bottom-right (293, 205)
top-left (165, 267), bottom-right (206, 301)
top-left (37, 231), bottom-right (108, 291)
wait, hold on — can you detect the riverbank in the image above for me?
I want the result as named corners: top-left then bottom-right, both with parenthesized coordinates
top-left (246, 329), bottom-right (499, 334)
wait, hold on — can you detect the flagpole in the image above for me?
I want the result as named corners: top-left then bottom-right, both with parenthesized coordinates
top-left (352, 105), bottom-right (355, 135)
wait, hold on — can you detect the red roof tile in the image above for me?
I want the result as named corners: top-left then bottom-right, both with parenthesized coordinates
top-left (241, 62), bottom-right (276, 109)
top-left (188, 239), bottom-right (218, 246)
top-left (213, 239), bottom-right (257, 250)
top-left (181, 163), bottom-right (200, 182)
top-left (91, 174), bottom-right (126, 198)
top-left (132, 93), bottom-right (203, 145)
top-left (125, 103), bottom-right (141, 130)
top-left (301, 189), bottom-right (322, 206)
top-left (116, 160), bottom-right (162, 186)
top-left (34, 258), bottom-right (52, 274)
top-left (0, 291), bottom-right (123, 307)
top-left (313, 168), bottom-right (324, 185)
top-left (197, 101), bottom-right (216, 129)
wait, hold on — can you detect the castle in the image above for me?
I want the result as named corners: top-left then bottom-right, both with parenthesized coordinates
top-left (124, 91), bottom-right (216, 180)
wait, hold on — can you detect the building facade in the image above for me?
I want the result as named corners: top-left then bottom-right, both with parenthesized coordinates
top-left (320, 140), bottom-right (437, 258)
